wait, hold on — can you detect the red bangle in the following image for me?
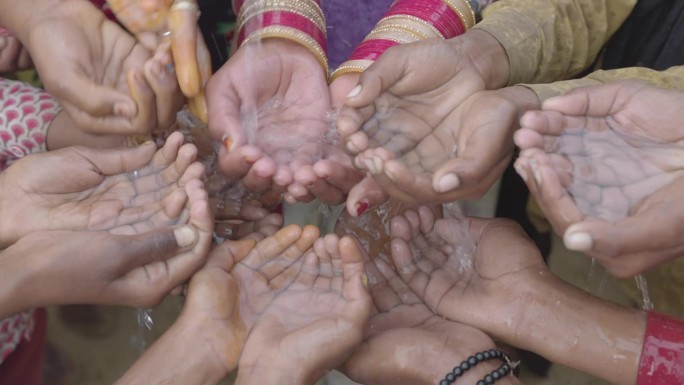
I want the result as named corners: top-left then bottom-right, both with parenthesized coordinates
top-left (638, 311), bottom-right (684, 384)
top-left (348, 39), bottom-right (399, 62)
top-left (238, 10), bottom-right (327, 51)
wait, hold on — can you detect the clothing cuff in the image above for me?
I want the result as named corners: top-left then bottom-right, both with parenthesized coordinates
top-left (521, 78), bottom-right (600, 103)
top-left (638, 311), bottom-right (684, 385)
top-left (474, 7), bottom-right (541, 86)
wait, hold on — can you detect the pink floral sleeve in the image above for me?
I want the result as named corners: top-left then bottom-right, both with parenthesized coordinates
top-left (0, 78), bottom-right (61, 171)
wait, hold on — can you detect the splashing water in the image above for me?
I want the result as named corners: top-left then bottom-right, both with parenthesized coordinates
top-left (635, 274), bottom-right (654, 311)
top-left (551, 127), bottom-right (684, 222)
top-left (131, 308), bottom-right (154, 352)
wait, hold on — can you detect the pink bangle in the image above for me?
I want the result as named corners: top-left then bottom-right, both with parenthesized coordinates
top-left (348, 39), bottom-right (399, 62)
top-left (238, 10), bottom-right (326, 51)
top-left (638, 311), bottom-right (684, 384)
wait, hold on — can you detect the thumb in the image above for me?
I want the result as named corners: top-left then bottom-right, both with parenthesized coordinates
top-left (169, 0), bottom-right (201, 97)
top-left (70, 141), bottom-right (158, 175)
top-left (52, 71), bottom-right (136, 118)
top-left (346, 176), bottom-right (389, 217)
top-left (344, 46), bottom-right (408, 108)
top-left (114, 225), bottom-right (199, 273)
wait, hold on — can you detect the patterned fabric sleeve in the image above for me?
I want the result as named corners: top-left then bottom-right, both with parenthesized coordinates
top-left (0, 78), bottom-right (61, 171)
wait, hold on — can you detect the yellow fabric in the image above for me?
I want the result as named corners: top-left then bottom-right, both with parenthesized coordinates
top-left (526, 65), bottom-right (684, 101)
top-left (474, 0), bottom-right (636, 85)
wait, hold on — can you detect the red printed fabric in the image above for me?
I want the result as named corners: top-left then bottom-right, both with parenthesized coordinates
top-left (0, 78), bottom-right (61, 366)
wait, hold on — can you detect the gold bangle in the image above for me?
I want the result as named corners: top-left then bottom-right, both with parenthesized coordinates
top-left (238, 0), bottom-right (325, 31)
top-left (238, 0), bottom-right (324, 30)
top-left (329, 59), bottom-right (375, 83)
top-left (374, 19), bottom-right (435, 40)
top-left (365, 27), bottom-right (424, 44)
top-left (443, 0), bottom-right (475, 29)
top-left (241, 25), bottom-right (329, 77)
top-left (379, 15), bottom-right (443, 39)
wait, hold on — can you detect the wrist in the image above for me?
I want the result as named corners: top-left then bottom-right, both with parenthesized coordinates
top-left (176, 312), bottom-right (238, 380)
top-left (498, 86), bottom-right (541, 115)
top-left (236, 363), bottom-right (308, 385)
top-left (0, 244), bottom-right (38, 318)
top-left (455, 29), bottom-right (510, 90)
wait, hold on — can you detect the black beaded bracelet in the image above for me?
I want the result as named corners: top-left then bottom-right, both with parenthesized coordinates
top-left (438, 349), bottom-right (519, 385)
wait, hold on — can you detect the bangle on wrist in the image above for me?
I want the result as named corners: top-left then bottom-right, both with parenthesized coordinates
top-left (236, 0), bottom-right (328, 77)
top-left (638, 311), bottom-right (684, 384)
top-left (439, 349), bottom-right (520, 385)
top-left (329, 0), bottom-right (474, 82)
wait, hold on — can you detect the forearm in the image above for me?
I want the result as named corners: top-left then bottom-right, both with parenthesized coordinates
top-left (476, 0), bottom-right (636, 85)
top-left (0, 248), bottom-right (36, 319)
top-left (525, 65), bottom-right (684, 102)
top-left (494, 273), bottom-right (645, 385)
top-left (117, 318), bottom-right (230, 385)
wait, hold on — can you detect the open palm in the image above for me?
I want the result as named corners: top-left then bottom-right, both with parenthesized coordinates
top-left (0, 132), bottom-right (203, 247)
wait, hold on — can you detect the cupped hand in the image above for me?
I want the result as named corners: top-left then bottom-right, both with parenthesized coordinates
top-left (0, 132), bottom-right (204, 248)
top-left (106, 0), bottom-right (211, 121)
top-left (3, 174), bottom-right (213, 315)
top-left (341, 238), bottom-right (507, 385)
top-left (237, 234), bottom-right (371, 385)
top-left (24, 0), bottom-right (184, 134)
top-left (206, 39), bottom-right (331, 204)
top-left (388, 207), bottom-right (547, 339)
top-left (514, 81), bottom-right (684, 277)
top-left (336, 33), bottom-right (528, 205)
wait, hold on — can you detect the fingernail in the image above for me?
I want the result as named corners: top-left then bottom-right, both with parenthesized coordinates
top-left (223, 135), bottom-right (233, 152)
top-left (437, 173), bottom-right (460, 192)
top-left (513, 161), bottom-right (528, 183)
top-left (564, 231), bottom-right (592, 251)
top-left (529, 158), bottom-right (542, 187)
top-left (361, 274), bottom-right (369, 287)
top-left (356, 201), bottom-right (369, 216)
top-left (114, 102), bottom-right (133, 117)
top-left (347, 85), bottom-right (362, 99)
top-left (174, 226), bottom-right (197, 247)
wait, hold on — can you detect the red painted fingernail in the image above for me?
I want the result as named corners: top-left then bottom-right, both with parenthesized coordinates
top-left (356, 201), bottom-right (369, 216)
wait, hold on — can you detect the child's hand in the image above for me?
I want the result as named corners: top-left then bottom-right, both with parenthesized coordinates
top-left (237, 235), bottom-right (372, 385)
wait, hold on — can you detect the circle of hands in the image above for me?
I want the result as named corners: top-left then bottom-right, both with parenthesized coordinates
top-left (176, 200), bottom-right (542, 384)
top-left (513, 82), bottom-right (684, 276)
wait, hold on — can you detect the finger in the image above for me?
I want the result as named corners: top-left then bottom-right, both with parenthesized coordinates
top-left (144, 56), bottom-right (184, 129)
top-left (260, 225), bottom-right (319, 280)
top-left (343, 45), bottom-right (410, 108)
top-left (291, 251), bottom-right (319, 290)
top-left (432, 131), bottom-right (513, 195)
top-left (314, 159), bottom-right (364, 195)
top-left (169, 0), bottom-right (201, 98)
top-left (324, 234), bottom-right (344, 293)
top-left (114, 224), bottom-right (199, 273)
top-left (541, 82), bottom-right (639, 117)
top-left (52, 71), bottom-right (136, 120)
top-left (217, 145), bottom-right (263, 181)
top-left (205, 238), bottom-right (257, 270)
top-left (206, 76), bottom-right (247, 150)
top-left (240, 224), bottom-right (303, 268)
top-left (127, 68), bottom-right (157, 133)
top-left (563, 194), bottom-right (684, 258)
top-left (389, 238), bottom-right (429, 295)
top-left (515, 150), bottom-right (583, 235)
top-left (70, 141), bottom-right (158, 175)
top-left (346, 176), bottom-right (389, 217)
